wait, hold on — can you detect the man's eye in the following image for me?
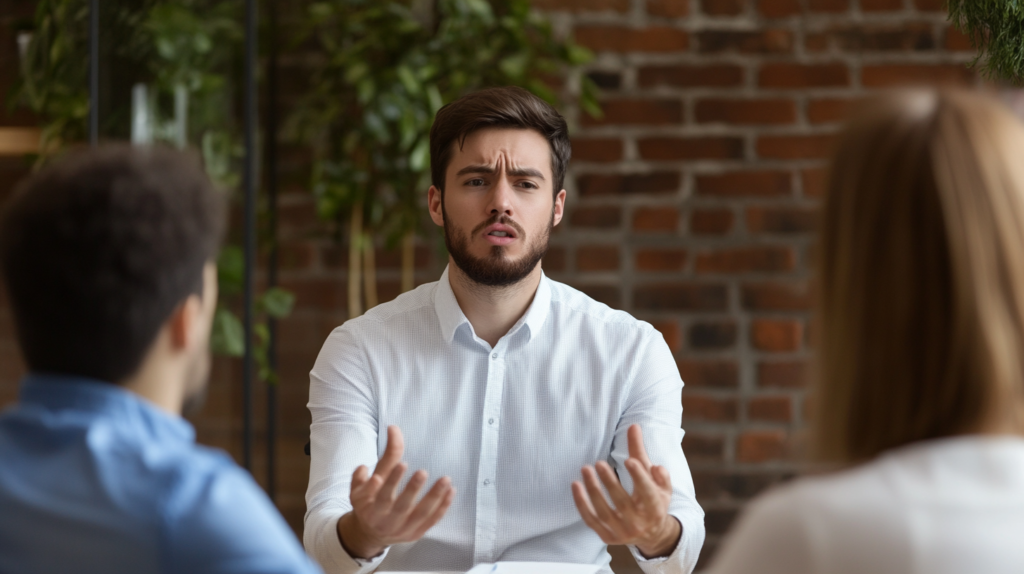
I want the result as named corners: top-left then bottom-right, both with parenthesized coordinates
top-left (518, 181), bottom-right (538, 190)
top-left (466, 179), bottom-right (486, 187)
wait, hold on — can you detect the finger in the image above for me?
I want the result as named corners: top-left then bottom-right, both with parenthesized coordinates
top-left (595, 461), bottom-right (635, 516)
top-left (582, 466), bottom-right (622, 531)
top-left (351, 465), bottom-right (371, 493)
top-left (652, 464), bottom-right (673, 491)
top-left (390, 469), bottom-right (428, 518)
top-left (408, 487), bottom-right (456, 540)
top-left (400, 477), bottom-right (453, 535)
top-left (373, 425), bottom-right (405, 477)
top-left (373, 462), bottom-right (407, 513)
top-left (625, 458), bottom-right (663, 512)
top-left (627, 424), bottom-right (652, 469)
top-left (572, 481), bottom-right (617, 543)
top-left (352, 473), bottom-right (385, 514)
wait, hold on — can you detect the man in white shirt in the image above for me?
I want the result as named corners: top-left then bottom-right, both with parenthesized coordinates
top-left (304, 86), bottom-right (705, 574)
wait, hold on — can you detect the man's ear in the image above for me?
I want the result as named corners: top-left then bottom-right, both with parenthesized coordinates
top-left (428, 185), bottom-right (445, 227)
top-left (553, 189), bottom-right (567, 227)
top-left (167, 295), bottom-right (202, 350)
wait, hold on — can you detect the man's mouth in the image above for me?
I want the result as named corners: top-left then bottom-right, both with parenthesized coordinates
top-left (483, 223), bottom-right (518, 245)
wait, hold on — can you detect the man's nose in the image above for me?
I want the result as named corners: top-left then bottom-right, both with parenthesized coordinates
top-left (487, 177), bottom-right (514, 217)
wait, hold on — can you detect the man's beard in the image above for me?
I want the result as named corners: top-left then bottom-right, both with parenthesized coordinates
top-left (443, 202), bottom-right (552, 288)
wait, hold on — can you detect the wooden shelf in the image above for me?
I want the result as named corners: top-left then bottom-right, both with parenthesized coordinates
top-left (0, 128), bottom-right (40, 155)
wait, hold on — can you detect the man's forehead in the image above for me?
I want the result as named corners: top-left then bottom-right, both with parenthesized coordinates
top-left (450, 127), bottom-right (551, 169)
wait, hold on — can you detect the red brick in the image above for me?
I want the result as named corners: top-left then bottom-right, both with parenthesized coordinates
top-left (861, 0), bottom-right (903, 10)
top-left (577, 245), bottom-right (620, 272)
top-left (575, 25), bottom-right (689, 53)
top-left (633, 207), bottom-right (680, 232)
top-left (697, 29), bottom-right (793, 53)
top-left (634, 283), bottom-right (729, 311)
top-left (741, 281), bottom-right (811, 311)
top-left (578, 172), bottom-right (681, 196)
top-left (747, 396), bottom-right (793, 422)
top-left (945, 27), bottom-right (973, 51)
top-left (808, 0), bottom-right (847, 11)
top-left (683, 395), bottom-right (739, 422)
top-left (746, 206), bottom-right (817, 234)
top-left (736, 430), bottom-right (788, 463)
top-left (275, 241), bottom-right (317, 271)
top-left (638, 137), bottom-right (744, 161)
top-left (690, 208), bottom-right (735, 235)
top-left (824, 23), bottom-right (935, 51)
top-left (279, 277), bottom-right (346, 311)
top-left (758, 360), bottom-right (808, 388)
top-left (583, 99), bottom-right (683, 126)
top-left (678, 359), bottom-right (739, 388)
top-left (579, 285), bottom-right (622, 308)
top-left (636, 248), bottom-right (688, 271)
top-left (758, 0), bottom-right (800, 17)
top-left (701, 0), bottom-right (744, 15)
top-left (802, 167), bottom-right (828, 198)
top-left (759, 63), bottom-right (849, 88)
top-left (862, 64), bottom-right (974, 87)
top-left (571, 206), bottom-right (622, 228)
top-left (650, 319), bottom-right (683, 351)
top-left (572, 138), bottom-right (623, 162)
top-left (696, 170), bottom-right (792, 198)
top-left (751, 319), bottom-right (803, 351)
top-left (374, 245), bottom-right (432, 270)
top-left (277, 198), bottom-right (319, 235)
top-left (543, 246), bottom-right (567, 272)
top-left (804, 33), bottom-right (828, 52)
top-left (689, 321), bottom-right (738, 349)
top-left (683, 433), bottom-right (725, 462)
top-left (533, 0), bottom-right (630, 12)
top-left (647, 0), bottom-right (691, 17)
top-left (638, 64), bottom-right (744, 87)
top-left (914, 0), bottom-right (943, 10)
top-left (695, 247), bottom-right (796, 274)
top-left (757, 134), bottom-right (838, 160)
top-left (808, 98), bottom-right (855, 124)
top-left (695, 98), bottom-right (797, 125)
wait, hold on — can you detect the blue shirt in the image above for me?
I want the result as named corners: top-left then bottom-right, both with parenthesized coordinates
top-left (0, 374), bottom-right (323, 574)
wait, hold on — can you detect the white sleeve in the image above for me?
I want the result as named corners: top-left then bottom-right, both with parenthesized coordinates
top-left (704, 486), bottom-right (817, 574)
top-left (611, 330), bottom-right (706, 574)
top-left (303, 323), bottom-right (389, 574)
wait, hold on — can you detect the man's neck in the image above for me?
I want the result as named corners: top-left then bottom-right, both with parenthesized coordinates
top-left (448, 260), bottom-right (542, 348)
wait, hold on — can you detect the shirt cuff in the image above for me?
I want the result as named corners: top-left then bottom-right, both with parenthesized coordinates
top-left (313, 513), bottom-right (390, 574)
top-left (628, 515), bottom-right (685, 571)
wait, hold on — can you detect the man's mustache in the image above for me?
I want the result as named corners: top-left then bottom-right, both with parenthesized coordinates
top-left (472, 214), bottom-right (526, 237)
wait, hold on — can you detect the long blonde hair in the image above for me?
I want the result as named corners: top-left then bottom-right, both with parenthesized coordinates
top-left (813, 89), bottom-right (1024, 463)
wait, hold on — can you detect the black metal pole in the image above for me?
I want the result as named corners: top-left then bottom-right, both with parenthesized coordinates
top-left (265, 0), bottom-right (280, 501)
top-left (242, 0), bottom-right (257, 472)
top-left (88, 0), bottom-right (99, 145)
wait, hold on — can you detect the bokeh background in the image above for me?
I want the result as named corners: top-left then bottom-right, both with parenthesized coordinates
top-left (0, 0), bottom-right (994, 571)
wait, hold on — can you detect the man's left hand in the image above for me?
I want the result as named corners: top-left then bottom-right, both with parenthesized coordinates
top-left (572, 424), bottom-right (681, 559)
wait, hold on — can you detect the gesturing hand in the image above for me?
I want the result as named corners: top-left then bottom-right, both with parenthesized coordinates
top-left (571, 424), bottom-right (681, 559)
top-left (337, 425), bottom-right (455, 559)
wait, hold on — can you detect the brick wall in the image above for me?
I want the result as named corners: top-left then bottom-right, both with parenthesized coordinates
top-left (0, 0), bottom-right (982, 572)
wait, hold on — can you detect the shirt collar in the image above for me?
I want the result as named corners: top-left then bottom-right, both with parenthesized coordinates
top-left (18, 372), bottom-right (195, 444)
top-left (433, 265), bottom-right (552, 344)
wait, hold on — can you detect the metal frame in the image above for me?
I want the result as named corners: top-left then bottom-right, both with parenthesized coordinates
top-left (242, 0), bottom-right (257, 472)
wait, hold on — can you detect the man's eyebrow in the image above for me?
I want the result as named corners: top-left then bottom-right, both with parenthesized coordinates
top-left (454, 165), bottom-right (546, 180)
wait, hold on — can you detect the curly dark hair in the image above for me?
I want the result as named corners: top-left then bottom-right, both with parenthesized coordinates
top-left (0, 145), bottom-right (226, 384)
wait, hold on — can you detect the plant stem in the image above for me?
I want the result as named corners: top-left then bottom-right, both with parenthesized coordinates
top-left (363, 235), bottom-right (378, 310)
top-left (348, 202), bottom-right (363, 319)
top-left (402, 230), bottom-right (415, 292)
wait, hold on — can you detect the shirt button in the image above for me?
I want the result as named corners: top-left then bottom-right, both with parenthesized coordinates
top-left (488, 418), bottom-right (495, 425)
top-left (491, 353), bottom-right (498, 359)
top-left (483, 479), bottom-right (491, 486)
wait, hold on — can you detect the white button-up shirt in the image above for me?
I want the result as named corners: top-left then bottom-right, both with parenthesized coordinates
top-left (304, 267), bottom-right (705, 574)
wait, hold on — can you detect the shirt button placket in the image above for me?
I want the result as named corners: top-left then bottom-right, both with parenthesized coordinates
top-left (473, 348), bottom-right (505, 564)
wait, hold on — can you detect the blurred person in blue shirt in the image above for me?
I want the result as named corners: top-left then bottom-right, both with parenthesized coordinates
top-left (0, 145), bottom-right (322, 574)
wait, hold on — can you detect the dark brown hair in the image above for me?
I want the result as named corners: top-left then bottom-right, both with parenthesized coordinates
top-left (429, 86), bottom-right (571, 196)
top-left (813, 89), bottom-right (1024, 463)
top-left (0, 144), bottom-right (226, 384)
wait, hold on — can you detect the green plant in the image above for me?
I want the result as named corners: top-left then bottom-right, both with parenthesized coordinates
top-left (286, 0), bottom-right (599, 318)
top-left (948, 0), bottom-right (1024, 84)
top-left (12, 0), bottom-right (292, 383)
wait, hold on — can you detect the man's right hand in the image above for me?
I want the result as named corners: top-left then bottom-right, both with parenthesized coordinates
top-left (336, 425), bottom-right (455, 559)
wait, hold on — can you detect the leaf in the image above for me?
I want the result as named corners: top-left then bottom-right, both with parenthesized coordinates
top-left (410, 138), bottom-right (429, 172)
top-left (259, 287), bottom-right (296, 319)
top-left (217, 245), bottom-right (244, 296)
top-left (210, 306), bottom-right (244, 357)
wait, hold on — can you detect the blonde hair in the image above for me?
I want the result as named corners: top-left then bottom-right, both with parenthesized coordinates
top-left (813, 89), bottom-right (1024, 463)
